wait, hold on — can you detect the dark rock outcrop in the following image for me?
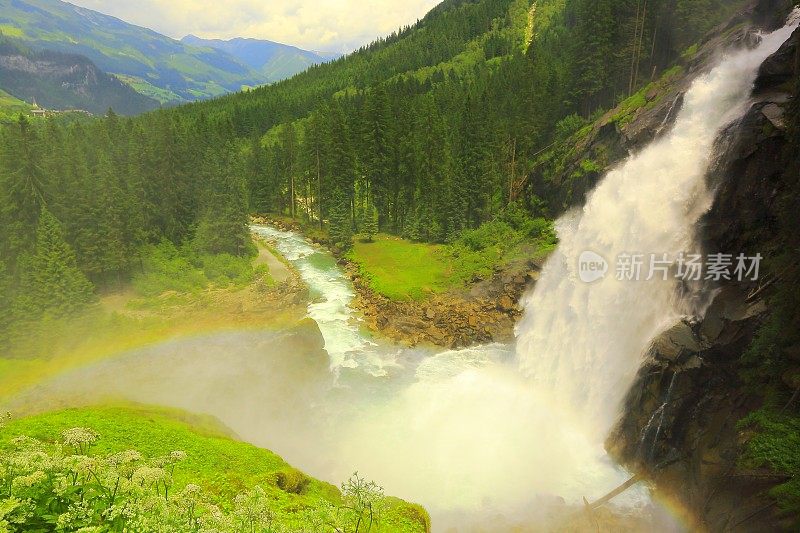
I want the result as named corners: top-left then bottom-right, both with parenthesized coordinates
top-left (755, 27), bottom-right (799, 94)
top-left (607, 287), bottom-right (771, 531)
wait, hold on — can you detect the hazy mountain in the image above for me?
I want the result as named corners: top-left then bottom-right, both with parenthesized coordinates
top-left (0, 38), bottom-right (159, 115)
top-left (181, 35), bottom-right (341, 83)
top-left (0, 0), bottom-right (267, 103)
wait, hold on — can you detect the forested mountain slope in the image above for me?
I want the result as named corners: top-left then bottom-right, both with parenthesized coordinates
top-left (178, 0), bottom-right (749, 243)
top-left (0, 38), bottom-right (159, 115)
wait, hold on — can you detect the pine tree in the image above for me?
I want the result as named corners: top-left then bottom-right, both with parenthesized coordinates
top-left (193, 150), bottom-right (252, 257)
top-left (303, 109), bottom-right (329, 229)
top-left (0, 115), bottom-right (47, 266)
top-left (15, 209), bottom-right (94, 319)
top-left (328, 190), bottom-right (353, 251)
top-left (362, 203), bottom-right (379, 243)
top-left (246, 134), bottom-right (270, 214)
top-left (279, 123), bottom-right (299, 219)
top-left (570, 0), bottom-right (615, 115)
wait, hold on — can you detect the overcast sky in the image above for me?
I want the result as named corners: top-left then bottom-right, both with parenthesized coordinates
top-left (68, 0), bottom-right (442, 53)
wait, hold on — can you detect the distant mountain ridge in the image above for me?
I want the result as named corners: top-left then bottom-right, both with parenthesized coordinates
top-left (0, 38), bottom-right (159, 115)
top-left (181, 35), bottom-right (341, 83)
top-left (0, 0), bottom-right (335, 104)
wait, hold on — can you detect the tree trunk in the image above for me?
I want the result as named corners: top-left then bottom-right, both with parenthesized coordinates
top-left (317, 151), bottom-right (323, 230)
top-left (290, 172), bottom-right (295, 219)
top-left (629, 0), bottom-right (642, 95)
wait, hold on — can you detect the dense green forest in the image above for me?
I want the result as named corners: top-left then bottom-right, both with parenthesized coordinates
top-left (202, 0), bottom-right (747, 243)
top-left (0, 0), bottom-right (746, 348)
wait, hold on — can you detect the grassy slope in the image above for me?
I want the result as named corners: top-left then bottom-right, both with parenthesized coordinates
top-left (112, 74), bottom-right (182, 104)
top-left (348, 236), bottom-right (453, 301)
top-left (0, 406), bottom-right (429, 531)
top-left (1, 406), bottom-right (295, 498)
top-left (0, 88), bottom-right (31, 122)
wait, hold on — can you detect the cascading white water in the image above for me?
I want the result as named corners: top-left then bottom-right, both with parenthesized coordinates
top-left (516, 14), bottom-right (800, 438)
top-left (252, 225), bottom-right (396, 375)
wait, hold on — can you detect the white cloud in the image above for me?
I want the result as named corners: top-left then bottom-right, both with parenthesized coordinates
top-left (68, 0), bottom-right (442, 52)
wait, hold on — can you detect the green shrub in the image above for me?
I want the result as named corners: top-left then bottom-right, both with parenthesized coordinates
top-left (554, 113), bottom-right (588, 141)
top-left (458, 220), bottom-right (517, 252)
top-left (132, 241), bottom-right (208, 297)
top-left (738, 409), bottom-right (800, 521)
top-left (132, 241), bottom-right (258, 297)
top-left (271, 467), bottom-right (310, 494)
top-left (200, 253), bottom-right (254, 287)
top-left (446, 206), bottom-right (557, 283)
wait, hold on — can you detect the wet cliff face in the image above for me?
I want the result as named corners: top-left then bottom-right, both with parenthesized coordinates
top-left (607, 18), bottom-right (800, 533)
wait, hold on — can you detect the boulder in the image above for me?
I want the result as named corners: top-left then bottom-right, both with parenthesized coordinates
top-left (762, 102), bottom-right (786, 129)
top-left (648, 319), bottom-right (704, 362)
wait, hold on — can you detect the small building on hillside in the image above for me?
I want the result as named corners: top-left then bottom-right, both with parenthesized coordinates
top-left (30, 98), bottom-right (48, 117)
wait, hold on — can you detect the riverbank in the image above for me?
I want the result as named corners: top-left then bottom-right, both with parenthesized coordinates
top-left (253, 215), bottom-right (547, 348)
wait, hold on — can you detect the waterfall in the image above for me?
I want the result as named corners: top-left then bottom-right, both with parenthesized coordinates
top-left (515, 14), bottom-right (800, 439)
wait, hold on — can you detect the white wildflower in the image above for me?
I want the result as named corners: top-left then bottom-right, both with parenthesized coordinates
top-left (108, 450), bottom-right (142, 466)
top-left (11, 470), bottom-right (47, 490)
top-left (132, 466), bottom-right (165, 487)
top-left (169, 451), bottom-right (187, 462)
top-left (61, 427), bottom-right (99, 453)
